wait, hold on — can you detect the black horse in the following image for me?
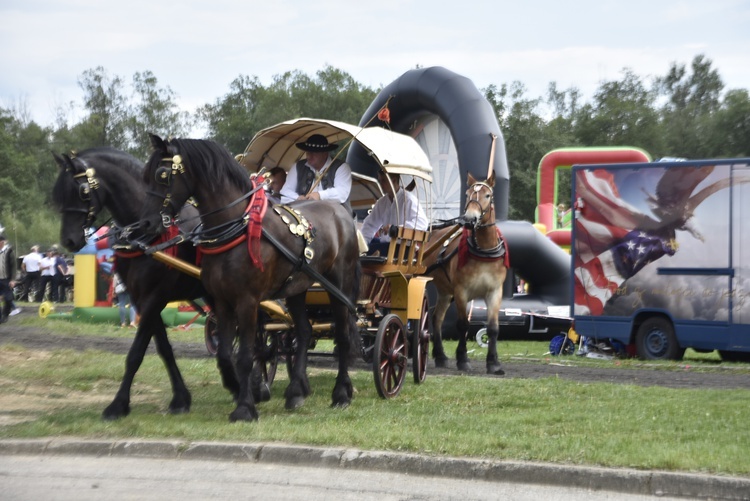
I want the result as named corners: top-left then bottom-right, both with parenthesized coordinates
top-left (138, 135), bottom-right (361, 422)
top-left (51, 147), bottom-right (209, 420)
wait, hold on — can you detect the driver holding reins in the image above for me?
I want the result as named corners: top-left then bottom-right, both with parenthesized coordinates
top-left (279, 134), bottom-right (352, 205)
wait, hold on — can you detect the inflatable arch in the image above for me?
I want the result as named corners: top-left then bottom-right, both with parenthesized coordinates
top-left (348, 66), bottom-right (510, 221)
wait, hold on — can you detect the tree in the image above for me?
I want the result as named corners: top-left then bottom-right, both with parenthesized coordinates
top-left (128, 71), bottom-right (193, 159)
top-left (198, 66), bottom-right (377, 155)
top-left (75, 66), bottom-right (130, 149)
top-left (709, 89), bottom-right (750, 157)
top-left (656, 55), bottom-right (724, 158)
top-left (573, 69), bottom-right (663, 155)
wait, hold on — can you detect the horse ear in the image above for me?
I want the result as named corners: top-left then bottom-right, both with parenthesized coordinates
top-left (487, 170), bottom-right (495, 187)
top-left (149, 133), bottom-right (166, 152)
top-left (467, 172), bottom-right (477, 186)
top-left (52, 152), bottom-right (66, 170)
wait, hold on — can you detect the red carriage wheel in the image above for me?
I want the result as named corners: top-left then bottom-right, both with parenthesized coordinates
top-left (373, 314), bottom-right (408, 399)
top-left (204, 312), bottom-right (219, 356)
top-left (412, 294), bottom-right (430, 384)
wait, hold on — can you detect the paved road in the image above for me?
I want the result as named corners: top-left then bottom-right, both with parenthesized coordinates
top-left (2, 454), bottom-right (685, 501)
top-left (2, 439), bottom-right (749, 500)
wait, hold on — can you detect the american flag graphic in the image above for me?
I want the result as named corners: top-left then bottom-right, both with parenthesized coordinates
top-left (573, 169), bottom-right (677, 315)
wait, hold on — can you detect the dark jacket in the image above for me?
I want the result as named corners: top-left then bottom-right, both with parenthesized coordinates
top-left (0, 243), bottom-right (16, 281)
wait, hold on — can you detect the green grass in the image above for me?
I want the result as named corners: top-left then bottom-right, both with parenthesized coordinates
top-left (1, 336), bottom-right (750, 476)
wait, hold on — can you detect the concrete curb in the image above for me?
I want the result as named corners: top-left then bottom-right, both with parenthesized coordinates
top-left (1, 438), bottom-right (749, 500)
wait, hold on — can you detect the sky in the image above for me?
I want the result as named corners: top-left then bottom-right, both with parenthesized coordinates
top-left (1, 0), bottom-right (749, 131)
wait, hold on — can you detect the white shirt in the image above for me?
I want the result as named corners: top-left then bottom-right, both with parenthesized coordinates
top-left (22, 251), bottom-right (43, 273)
top-left (279, 157), bottom-right (352, 204)
top-left (360, 188), bottom-right (429, 243)
top-left (40, 256), bottom-right (55, 276)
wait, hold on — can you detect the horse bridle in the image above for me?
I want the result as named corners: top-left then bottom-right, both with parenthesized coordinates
top-left (149, 155), bottom-right (188, 227)
top-left (465, 181), bottom-right (494, 227)
top-left (64, 159), bottom-right (101, 233)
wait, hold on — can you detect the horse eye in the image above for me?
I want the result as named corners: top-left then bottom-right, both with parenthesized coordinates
top-left (155, 167), bottom-right (171, 185)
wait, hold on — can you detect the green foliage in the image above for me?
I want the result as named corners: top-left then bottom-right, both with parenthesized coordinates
top-left (1, 55), bottom-right (749, 237)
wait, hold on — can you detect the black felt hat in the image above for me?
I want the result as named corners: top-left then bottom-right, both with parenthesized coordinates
top-left (295, 134), bottom-right (338, 152)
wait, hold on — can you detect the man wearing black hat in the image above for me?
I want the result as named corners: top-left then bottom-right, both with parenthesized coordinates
top-left (279, 134), bottom-right (352, 206)
top-left (0, 234), bottom-right (19, 323)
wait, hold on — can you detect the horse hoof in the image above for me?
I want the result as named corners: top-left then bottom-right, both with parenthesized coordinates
top-left (487, 365), bottom-right (505, 376)
top-left (457, 361), bottom-right (472, 372)
top-left (168, 405), bottom-right (190, 415)
top-left (102, 401), bottom-right (130, 421)
top-left (259, 383), bottom-right (272, 403)
top-left (229, 406), bottom-right (259, 422)
top-left (285, 396), bottom-right (305, 410)
top-left (434, 356), bottom-right (449, 368)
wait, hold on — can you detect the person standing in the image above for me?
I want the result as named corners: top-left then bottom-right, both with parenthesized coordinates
top-left (53, 249), bottom-right (69, 303)
top-left (0, 234), bottom-right (21, 322)
top-left (38, 248), bottom-right (56, 302)
top-left (19, 245), bottom-right (43, 302)
top-left (279, 134), bottom-right (352, 206)
top-left (113, 272), bottom-right (137, 328)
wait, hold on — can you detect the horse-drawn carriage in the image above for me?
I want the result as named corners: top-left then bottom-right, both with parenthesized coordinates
top-left (53, 115), bottom-right (506, 422)
top-left (209, 118), bottom-right (436, 399)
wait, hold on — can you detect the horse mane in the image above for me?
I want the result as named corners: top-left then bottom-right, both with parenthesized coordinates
top-left (154, 138), bottom-right (251, 193)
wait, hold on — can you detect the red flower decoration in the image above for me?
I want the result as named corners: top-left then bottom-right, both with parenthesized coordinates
top-left (377, 106), bottom-right (390, 124)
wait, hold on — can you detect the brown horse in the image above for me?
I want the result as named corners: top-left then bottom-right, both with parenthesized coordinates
top-left (138, 135), bottom-right (361, 422)
top-left (425, 172), bottom-right (508, 375)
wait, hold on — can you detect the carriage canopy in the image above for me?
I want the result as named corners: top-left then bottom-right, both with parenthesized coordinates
top-left (239, 118), bottom-right (433, 182)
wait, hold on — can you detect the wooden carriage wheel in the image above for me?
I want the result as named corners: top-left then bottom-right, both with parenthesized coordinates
top-left (412, 294), bottom-right (430, 384)
top-left (373, 314), bottom-right (408, 398)
top-left (204, 312), bottom-right (278, 390)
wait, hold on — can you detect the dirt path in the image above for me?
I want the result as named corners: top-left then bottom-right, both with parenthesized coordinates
top-left (3, 320), bottom-right (750, 391)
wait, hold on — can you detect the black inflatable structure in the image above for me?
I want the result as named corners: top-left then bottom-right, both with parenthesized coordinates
top-left (348, 66), bottom-right (510, 220)
top-left (348, 66), bottom-right (572, 339)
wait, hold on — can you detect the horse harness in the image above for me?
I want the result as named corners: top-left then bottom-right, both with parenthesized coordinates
top-left (149, 154), bottom-right (355, 314)
top-left (425, 180), bottom-right (507, 276)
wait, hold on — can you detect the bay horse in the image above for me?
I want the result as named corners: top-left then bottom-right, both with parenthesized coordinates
top-left (51, 147), bottom-right (209, 419)
top-left (425, 171), bottom-right (508, 375)
top-left (138, 134), bottom-right (361, 422)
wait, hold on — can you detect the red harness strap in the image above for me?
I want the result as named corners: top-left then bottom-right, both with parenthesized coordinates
top-left (114, 225), bottom-right (181, 260)
top-left (196, 180), bottom-right (267, 270)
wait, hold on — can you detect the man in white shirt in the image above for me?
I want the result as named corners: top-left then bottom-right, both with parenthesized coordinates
top-left (38, 248), bottom-right (56, 302)
top-left (20, 245), bottom-right (43, 302)
top-left (279, 134), bottom-right (352, 206)
top-left (360, 171), bottom-right (429, 255)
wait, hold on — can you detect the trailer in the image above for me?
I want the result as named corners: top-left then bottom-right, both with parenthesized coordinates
top-left (571, 158), bottom-right (750, 361)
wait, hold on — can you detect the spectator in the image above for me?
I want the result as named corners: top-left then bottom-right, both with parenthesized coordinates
top-left (113, 272), bottom-right (137, 328)
top-left (53, 247), bottom-right (68, 303)
top-left (19, 245), bottom-right (43, 302)
top-left (0, 234), bottom-right (21, 322)
top-left (38, 248), bottom-right (57, 302)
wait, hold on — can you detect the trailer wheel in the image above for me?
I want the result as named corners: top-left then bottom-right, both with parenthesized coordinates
top-left (635, 317), bottom-right (684, 360)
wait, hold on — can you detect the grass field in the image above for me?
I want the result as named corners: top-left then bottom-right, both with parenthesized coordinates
top-left (2, 317), bottom-right (750, 477)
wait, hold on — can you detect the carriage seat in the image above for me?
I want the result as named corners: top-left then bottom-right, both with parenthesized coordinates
top-left (360, 226), bottom-right (430, 274)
